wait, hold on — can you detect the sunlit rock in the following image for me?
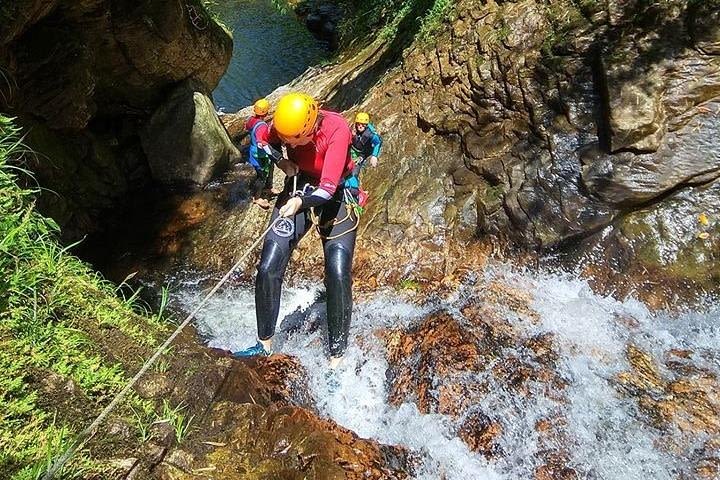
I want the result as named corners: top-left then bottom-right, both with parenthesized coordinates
top-left (615, 344), bottom-right (720, 476)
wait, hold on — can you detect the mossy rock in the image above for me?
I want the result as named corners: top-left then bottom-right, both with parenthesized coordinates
top-left (597, 179), bottom-right (720, 294)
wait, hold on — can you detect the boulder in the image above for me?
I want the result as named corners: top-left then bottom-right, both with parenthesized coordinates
top-left (382, 283), bottom-right (577, 475)
top-left (575, 177), bottom-right (720, 305)
top-left (142, 80), bottom-right (239, 187)
top-left (615, 344), bottom-right (720, 476)
top-left (159, 402), bottom-right (410, 479)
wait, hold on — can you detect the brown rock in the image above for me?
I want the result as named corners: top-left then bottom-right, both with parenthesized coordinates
top-left (458, 412), bottom-right (503, 457)
top-left (605, 59), bottom-right (666, 152)
top-left (168, 402), bottom-right (410, 479)
top-left (385, 312), bottom-right (486, 414)
top-left (0, 0), bottom-right (233, 240)
top-left (217, 354), bottom-right (314, 409)
top-left (615, 344), bottom-right (720, 474)
top-left (135, 372), bottom-right (173, 399)
top-left (535, 463), bottom-right (579, 480)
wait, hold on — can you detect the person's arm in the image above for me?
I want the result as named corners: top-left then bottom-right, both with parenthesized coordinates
top-left (299, 127), bottom-right (351, 210)
top-left (255, 124), bottom-right (280, 163)
top-left (368, 124), bottom-right (382, 167)
top-left (267, 126), bottom-right (298, 175)
top-left (371, 132), bottom-right (382, 158)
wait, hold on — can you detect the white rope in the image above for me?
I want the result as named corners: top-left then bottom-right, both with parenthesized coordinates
top-left (42, 216), bottom-right (281, 480)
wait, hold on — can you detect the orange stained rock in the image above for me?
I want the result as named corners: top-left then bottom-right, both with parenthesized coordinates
top-left (615, 343), bottom-right (720, 477)
top-left (458, 412), bottom-right (503, 457)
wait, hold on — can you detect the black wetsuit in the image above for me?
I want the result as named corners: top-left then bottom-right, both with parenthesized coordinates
top-left (255, 176), bottom-right (357, 357)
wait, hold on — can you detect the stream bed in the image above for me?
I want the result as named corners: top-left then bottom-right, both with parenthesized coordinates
top-left (171, 264), bottom-right (719, 479)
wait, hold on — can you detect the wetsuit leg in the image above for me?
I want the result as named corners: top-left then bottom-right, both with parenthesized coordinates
top-left (252, 167), bottom-right (265, 198)
top-left (255, 192), bottom-right (310, 340)
top-left (319, 200), bottom-right (358, 357)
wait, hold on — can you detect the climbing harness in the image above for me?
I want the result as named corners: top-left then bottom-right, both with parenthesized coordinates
top-left (309, 186), bottom-right (365, 241)
top-left (187, 4), bottom-right (208, 31)
top-left (41, 217), bottom-right (282, 480)
top-left (309, 203), bottom-right (358, 240)
top-left (282, 174), bottom-right (367, 241)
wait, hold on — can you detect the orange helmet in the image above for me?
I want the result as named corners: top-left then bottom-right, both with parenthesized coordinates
top-left (273, 92), bottom-right (319, 138)
top-left (354, 112), bottom-right (370, 124)
top-left (253, 98), bottom-right (270, 116)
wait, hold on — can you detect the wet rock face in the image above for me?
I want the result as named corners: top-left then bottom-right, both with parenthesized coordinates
top-left (574, 179), bottom-right (720, 306)
top-left (0, 0), bottom-right (232, 240)
top-left (122, 335), bottom-right (410, 479)
top-left (358, 0), bottom-right (720, 298)
top-left (159, 402), bottom-right (409, 480)
top-left (216, 0), bottom-right (720, 300)
top-left (399, 0), bottom-right (720, 239)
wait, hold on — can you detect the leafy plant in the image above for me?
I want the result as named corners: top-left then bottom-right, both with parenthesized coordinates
top-left (417, 0), bottom-right (455, 43)
top-left (131, 400), bottom-right (156, 443)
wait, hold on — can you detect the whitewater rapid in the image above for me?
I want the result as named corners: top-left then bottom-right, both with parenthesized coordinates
top-left (175, 264), bottom-right (719, 479)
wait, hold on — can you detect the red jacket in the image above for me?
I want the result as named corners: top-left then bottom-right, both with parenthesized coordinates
top-left (269, 110), bottom-right (353, 197)
top-left (245, 116), bottom-right (270, 145)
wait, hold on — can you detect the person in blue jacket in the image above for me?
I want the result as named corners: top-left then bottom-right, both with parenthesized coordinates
top-left (245, 98), bottom-right (275, 208)
top-left (345, 111), bottom-right (382, 190)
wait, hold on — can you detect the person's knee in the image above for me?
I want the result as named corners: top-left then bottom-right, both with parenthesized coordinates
top-left (324, 243), bottom-right (352, 284)
top-left (257, 240), bottom-right (289, 281)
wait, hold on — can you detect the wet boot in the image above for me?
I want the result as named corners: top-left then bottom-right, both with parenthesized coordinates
top-left (232, 341), bottom-right (271, 358)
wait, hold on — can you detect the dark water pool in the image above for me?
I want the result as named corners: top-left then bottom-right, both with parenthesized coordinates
top-left (212, 0), bottom-right (328, 113)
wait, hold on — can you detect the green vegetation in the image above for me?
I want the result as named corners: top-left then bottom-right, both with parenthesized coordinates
top-left (269, 0), bottom-right (290, 15)
top-left (337, 0), bottom-right (456, 48)
top-left (0, 116), bottom-right (166, 478)
top-left (417, 0), bottom-right (455, 43)
top-left (541, 0), bottom-right (588, 59)
top-left (379, 1), bottom-right (414, 41)
top-left (397, 278), bottom-right (422, 292)
top-left (161, 400), bottom-right (195, 444)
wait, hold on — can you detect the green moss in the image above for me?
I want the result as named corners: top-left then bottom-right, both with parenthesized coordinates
top-left (619, 208), bottom-right (720, 286)
top-left (664, 230), bottom-right (720, 283)
top-left (540, 0), bottom-right (588, 64)
top-left (478, 184), bottom-right (504, 214)
top-left (337, 0), bottom-right (456, 47)
top-left (620, 215), bottom-right (662, 266)
top-left (379, 1), bottom-right (413, 41)
top-left (417, 0), bottom-right (455, 43)
top-left (397, 278), bottom-right (421, 291)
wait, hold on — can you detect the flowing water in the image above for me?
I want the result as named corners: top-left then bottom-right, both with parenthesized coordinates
top-left (211, 0), bottom-right (327, 112)
top-left (173, 264), bottom-right (719, 479)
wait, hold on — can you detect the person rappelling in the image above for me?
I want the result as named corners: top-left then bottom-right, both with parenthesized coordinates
top-left (233, 92), bottom-right (361, 371)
